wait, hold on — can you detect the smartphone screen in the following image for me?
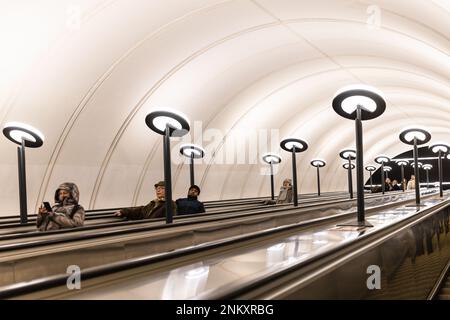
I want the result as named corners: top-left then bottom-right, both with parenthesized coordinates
top-left (43, 202), bottom-right (52, 212)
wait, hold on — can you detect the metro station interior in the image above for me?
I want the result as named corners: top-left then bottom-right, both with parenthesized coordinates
top-left (0, 0), bottom-right (449, 301)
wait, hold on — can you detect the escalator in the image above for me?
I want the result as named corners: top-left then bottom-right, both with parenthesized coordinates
top-left (0, 192), bottom-right (448, 299)
top-left (437, 276), bottom-right (450, 300)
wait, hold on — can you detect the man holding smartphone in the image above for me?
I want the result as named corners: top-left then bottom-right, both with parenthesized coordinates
top-left (37, 182), bottom-right (85, 231)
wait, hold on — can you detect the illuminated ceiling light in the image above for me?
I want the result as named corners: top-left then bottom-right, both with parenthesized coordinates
top-left (179, 143), bottom-right (205, 187)
top-left (145, 109), bottom-right (191, 224)
top-left (3, 121), bottom-right (45, 148)
top-left (333, 84), bottom-right (386, 119)
top-left (422, 164), bottom-right (433, 189)
top-left (365, 165), bottom-right (376, 189)
top-left (400, 126), bottom-right (431, 207)
top-left (374, 155), bottom-right (390, 164)
top-left (396, 160), bottom-right (409, 192)
top-left (399, 127), bottom-right (431, 145)
top-left (280, 137), bottom-right (308, 207)
top-left (145, 109), bottom-right (190, 137)
top-left (339, 149), bottom-right (356, 200)
top-left (429, 142), bottom-right (449, 197)
top-left (310, 159), bottom-right (326, 196)
top-left (343, 163), bottom-right (355, 169)
top-left (333, 84), bottom-right (386, 227)
top-left (262, 153), bottom-right (282, 201)
top-left (262, 153), bottom-right (282, 165)
top-left (2, 121), bottom-right (45, 224)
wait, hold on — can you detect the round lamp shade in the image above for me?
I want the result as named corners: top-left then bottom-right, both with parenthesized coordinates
top-left (179, 144), bottom-right (205, 159)
top-left (332, 84), bottom-right (386, 120)
top-left (339, 149), bottom-right (356, 160)
top-left (262, 153), bottom-right (282, 164)
top-left (375, 155), bottom-right (390, 164)
top-left (365, 165), bottom-right (376, 172)
top-left (280, 138), bottom-right (308, 153)
top-left (145, 109), bottom-right (190, 137)
top-left (3, 122), bottom-right (45, 148)
top-left (310, 159), bottom-right (326, 167)
top-left (383, 166), bottom-right (392, 172)
top-left (422, 164), bottom-right (433, 170)
top-left (411, 162), bottom-right (423, 168)
top-left (399, 127), bottom-right (431, 145)
top-left (396, 160), bottom-right (409, 166)
top-left (429, 143), bottom-right (450, 154)
top-left (343, 163), bottom-right (355, 169)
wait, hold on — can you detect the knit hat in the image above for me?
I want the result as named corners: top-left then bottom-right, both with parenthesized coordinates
top-left (189, 185), bottom-right (201, 194)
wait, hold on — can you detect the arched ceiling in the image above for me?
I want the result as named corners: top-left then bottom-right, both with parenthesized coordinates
top-left (0, 0), bottom-right (449, 215)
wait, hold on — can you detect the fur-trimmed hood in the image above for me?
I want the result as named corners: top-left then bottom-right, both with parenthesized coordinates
top-left (54, 182), bottom-right (80, 205)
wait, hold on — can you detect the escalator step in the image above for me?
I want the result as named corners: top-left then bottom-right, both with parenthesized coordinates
top-left (440, 288), bottom-right (450, 295)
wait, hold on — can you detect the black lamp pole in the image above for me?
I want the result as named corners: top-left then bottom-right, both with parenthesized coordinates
top-left (399, 128), bottom-right (431, 206)
top-left (270, 162), bottom-right (275, 200)
top-left (369, 170), bottom-right (373, 190)
top-left (263, 154), bottom-right (281, 200)
top-left (355, 106), bottom-right (364, 222)
top-left (381, 162), bottom-right (385, 194)
top-left (316, 166), bottom-right (321, 197)
top-left (146, 110), bottom-right (190, 224)
top-left (189, 153), bottom-right (195, 186)
top-left (292, 148), bottom-right (298, 207)
top-left (332, 85), bottom-right (385, 228)
top-left (438, 150), bottom-right (443, 197)
top-left (17, 138), bottom-right (28, 224)
top-left (400, 164), bottom-right (405, 192)
top-left (163, 124), bottom-right (173, 224)
top-left (413, 137), bottom-right (421, 205)
top-left (3, 122), bottom-right (45, 225)
top-left (347, 157), bottom-right (353, 199)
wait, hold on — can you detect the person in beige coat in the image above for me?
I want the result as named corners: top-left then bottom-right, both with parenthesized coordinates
top-left (276, 178), bottom-right (293, 204)
top-left (407, 175), bottom-right (416, 190)
top-left (37, 182), bottom-right (85, 231)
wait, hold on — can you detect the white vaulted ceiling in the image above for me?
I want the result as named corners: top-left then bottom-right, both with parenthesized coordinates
top-left (0, 0), bottom-right (449, 215)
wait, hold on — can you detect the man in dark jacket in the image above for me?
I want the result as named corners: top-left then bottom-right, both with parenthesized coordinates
top-left (176, 185), bottom-right (205, 215)
top-left (114, 181), bottom-right (176, 220)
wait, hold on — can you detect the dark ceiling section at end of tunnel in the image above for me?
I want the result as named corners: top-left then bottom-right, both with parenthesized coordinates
top-left (366, 146), bottom-right (450, 187)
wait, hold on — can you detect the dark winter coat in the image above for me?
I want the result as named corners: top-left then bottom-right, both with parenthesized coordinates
top-left (176, 196), bottom-right (205, 215)
top-left (121, 198), bottom-right (177, 220)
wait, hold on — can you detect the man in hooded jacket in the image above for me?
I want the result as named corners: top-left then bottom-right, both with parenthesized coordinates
top-left (37, 182), bottom-right (85, 231)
